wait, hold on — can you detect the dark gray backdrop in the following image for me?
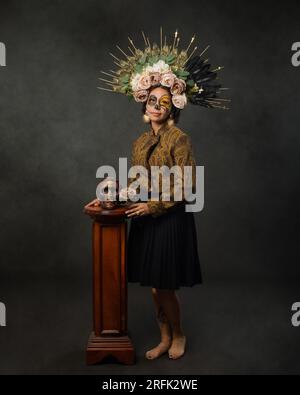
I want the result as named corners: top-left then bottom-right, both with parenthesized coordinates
top-left (0, 0), bottom-right (299, 374)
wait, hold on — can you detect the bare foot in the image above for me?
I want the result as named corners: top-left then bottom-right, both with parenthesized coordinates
top-left (145, 338), bottom-right (172, 360)
top-left (168, 335), bottom-right (186, 359)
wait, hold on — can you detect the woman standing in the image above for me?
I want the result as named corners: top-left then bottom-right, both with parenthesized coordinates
top-left (125, 85), bottom-right (202, 360)
top-left (98, 28), bottom-right (228, 361)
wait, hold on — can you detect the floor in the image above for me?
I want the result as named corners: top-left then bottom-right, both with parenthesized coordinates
top-left (0, 277), bottom-right (299, 374)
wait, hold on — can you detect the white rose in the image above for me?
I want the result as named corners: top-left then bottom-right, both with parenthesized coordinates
top-left (119, 187), bottom-right (128, 201)
top-left (172, 93), bottom-right (187, 109)
top-left (136, 74), bottom-right (151, 90)
top-left (133, 90), bottom-right (149, 102)
top-left (161, 72), bottom-right (176, 88)
top-left (131, 73), bottom-right (142, 91)
top-left (149, 72), bottom-right (161, 86)
top-left (119, 187), bottom-right (137, 201)
top-left (144, 64), bottom-right (154, 73)
top-left (152, 60), bottom-right (170, 73)
top-left (170, 78), bottom-right (186, 95)
top-left (127, 187), bottom-right (137, 200)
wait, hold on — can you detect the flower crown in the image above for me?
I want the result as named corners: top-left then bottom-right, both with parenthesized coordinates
top-left (98, 28), bottom-right (230, 110)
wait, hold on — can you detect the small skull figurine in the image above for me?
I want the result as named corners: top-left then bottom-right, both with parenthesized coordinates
top-left (98, 178), bottom-right (119, 210)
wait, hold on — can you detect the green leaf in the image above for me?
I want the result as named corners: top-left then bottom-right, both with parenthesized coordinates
top-left (120, 74), bottom-right (130, 83)
top-left (186, 79), bottom-right (195, 87)
top-left (148, 55), bottom-right (159, 65)
top-left (139, 54), bottom-right (147, 65)
top-left (147, 57), bottom-right (154, 65)
top-left (134, 64), bottom-right (143, 73)
top-left (165, 54), bottom-right (176, 65)
top-left (166, 54), bottom-right (176, 62)
top-left (176, 69), bottom-right (190, 78)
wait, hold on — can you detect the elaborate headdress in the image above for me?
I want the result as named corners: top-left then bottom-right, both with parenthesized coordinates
top-left (98, 27), bottom-right (230, 110)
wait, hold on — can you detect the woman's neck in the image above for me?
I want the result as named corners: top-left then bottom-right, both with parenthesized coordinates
top-left (151, 120), bottom-right (167, 135)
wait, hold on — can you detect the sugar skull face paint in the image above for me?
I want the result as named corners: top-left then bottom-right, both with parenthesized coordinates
top-left (147, 94), bottom-right (172, 111)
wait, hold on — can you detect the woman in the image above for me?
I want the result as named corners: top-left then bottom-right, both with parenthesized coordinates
top-left (98, 28), bottom-right (227, 361)
top-left (125, 85), bottom-right (202, 360)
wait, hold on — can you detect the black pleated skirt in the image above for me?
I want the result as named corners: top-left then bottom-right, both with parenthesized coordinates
top-left (127, 201), bottom-right (202, 290)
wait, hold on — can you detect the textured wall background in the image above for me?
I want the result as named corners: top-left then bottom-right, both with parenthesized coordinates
top-left (1, 0), bottom-right (300, 375)
top-left (0, 0), bottom-right (299, 282)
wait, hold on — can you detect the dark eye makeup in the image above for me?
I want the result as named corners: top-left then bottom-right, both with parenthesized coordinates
top-left (148, 95), bottom-right (157, 105)
top-left (147, 94), bottom-right (171, 110)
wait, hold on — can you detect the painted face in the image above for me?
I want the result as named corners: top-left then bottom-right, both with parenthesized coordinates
top-left (147, 94), bottom-right (172, 111)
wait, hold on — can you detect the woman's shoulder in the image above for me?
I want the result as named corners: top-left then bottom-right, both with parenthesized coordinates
top-left (132, 129), bottom-right (149, 145)
top-left (167, 125), bottom-right (191, 144)
top-left (170, 125), bottom-right (188, 137)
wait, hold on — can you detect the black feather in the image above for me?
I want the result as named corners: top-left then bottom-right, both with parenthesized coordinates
top-left (185, 55), bottom-right (225, 108)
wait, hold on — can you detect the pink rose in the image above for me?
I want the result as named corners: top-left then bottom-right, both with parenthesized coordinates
top-left (133, 90), bottom-right (149, 102)
top-left (136, 75), bottom-right (151, 91)
top-left (160, 72), bottom-right (176, 88)
top-left (149, 72), bottom-right (161, 86)
top-left (172, 93), bottom-right (187, 109)
top-left (170, 78), bottom-right (186, 95)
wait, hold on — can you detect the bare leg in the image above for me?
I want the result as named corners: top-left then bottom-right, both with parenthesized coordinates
top-left (155, 289), bottom-right (186, 359)
top-left (145, 288), bottom-right (172, 360)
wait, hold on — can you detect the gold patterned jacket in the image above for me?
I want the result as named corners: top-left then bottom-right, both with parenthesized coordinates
top-left (129, 122), bottom-right (197, 218)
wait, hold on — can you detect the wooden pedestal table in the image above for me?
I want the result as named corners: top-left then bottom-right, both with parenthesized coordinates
top-left (83, 199), bottom-right (135, 365)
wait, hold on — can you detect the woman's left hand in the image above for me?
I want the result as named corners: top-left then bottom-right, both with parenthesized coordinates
top-left (125, 203), bottom-right (150, 217)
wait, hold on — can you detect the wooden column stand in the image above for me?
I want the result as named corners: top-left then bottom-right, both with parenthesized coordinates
top-left (83, 199), bottom-right (135, 365)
